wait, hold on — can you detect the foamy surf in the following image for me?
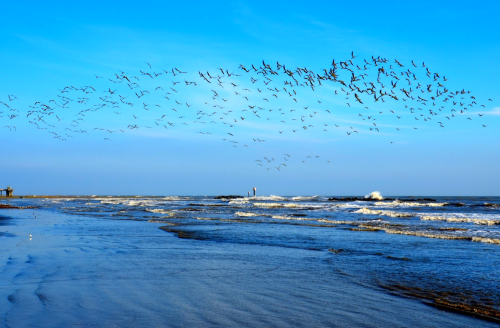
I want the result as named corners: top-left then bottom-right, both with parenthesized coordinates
top-left (317, 219), bottom-right (358, 225)
top-left (163, 196), bottom-right (186, 201)
top-left (250, 195), bottom-right (287, 201)
top-left (354, 208), bottom-right (415, 218)
top-left (365, 191), bottom-right (384, 200)
top-left (146, 209), bottom-right (175, 216)
top-left (374, 201), bottom-right (447, 207)
top-left (228, 199), bottom-right (250, 204)
top-left (234, 211), bottom-right (264, 217)
top-left (353, 223), bottom-right (500, 246)
top-left (253, 202), bottom-right (322, 209)
top-left (271, 215), bottom-right (315, 221)
top-left (420, 215), bottom-right (500, 226)
top-left (471, 237), bottom-right (500, 244)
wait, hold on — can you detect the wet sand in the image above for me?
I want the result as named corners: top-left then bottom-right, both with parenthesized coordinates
top-left (0, 208), bottom-right (496, 327)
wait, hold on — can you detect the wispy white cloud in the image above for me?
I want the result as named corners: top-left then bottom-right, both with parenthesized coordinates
top-left (488, 107), bottom-right (500, 115)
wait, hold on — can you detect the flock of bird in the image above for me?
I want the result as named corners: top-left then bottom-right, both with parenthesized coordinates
top-left (1, 53), bottom-right (494, 171)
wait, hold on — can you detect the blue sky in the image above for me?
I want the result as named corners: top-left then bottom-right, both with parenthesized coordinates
top-left (0, 0), bottom-right (499, 196)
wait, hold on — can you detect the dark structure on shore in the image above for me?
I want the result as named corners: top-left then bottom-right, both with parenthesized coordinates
top-left (0, 186), bottom-right (14, 197)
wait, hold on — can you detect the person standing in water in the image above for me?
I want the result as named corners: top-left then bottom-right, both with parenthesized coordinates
top-left (253, 187), bottom-right (256, 197)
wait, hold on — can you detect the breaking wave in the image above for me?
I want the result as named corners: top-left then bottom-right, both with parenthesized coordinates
top-left (471, 237), bottom-right (500, 244)
top-left (234, 211), bottom-right (264, 217)
top-left (420, 215), bottom-right (500, 226)
top-left (354, 208), bottom-right (415, 218)
top-left (365, 191), bottom-right (384, 200)
top-left (250, 195), bottom-right (287, 201)
top-left (146, 209), bottom-right (175, 216)
top-left (228, 199), bottom-right (250, 204)
top-left (271, 215), bottom-right (315, 221)
top-left (374, 201), bottom-right (447, 207)
top-left (253, 202), bottom-right (300, 208)
top-left (163, 196), bottom-right (186, 201)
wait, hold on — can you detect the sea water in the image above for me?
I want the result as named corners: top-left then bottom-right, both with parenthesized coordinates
top-left (1, 195), bottom-right (499, 327)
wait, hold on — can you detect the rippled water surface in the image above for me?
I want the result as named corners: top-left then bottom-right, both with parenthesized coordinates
top-left (1, 195), bottom-right (499, 326)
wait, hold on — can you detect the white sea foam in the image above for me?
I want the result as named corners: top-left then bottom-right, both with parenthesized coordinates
top-left (98, 199), bottom-right (121, 204)
top-left (365, 191), bottom-right (383, 200)
top-left (251, 195), bottom-right (287, 201)
top-left (317, 219), bottom-right (358, 225)
top-left (374, 201), bottom-right (447, 207)
top-left (471, 237), bottom-right (500, 244)
top-left (354, 208), bottom-right (415, 218)
top-left (253, 202), bottom-right (286, 208)
top-left (97, 198), bottom-right (157, 206)
top-left (355, 225), bottom-right (500, 245)
top-left (420, 215), bottom-right (500, 226)
top-left (128, 201), bottom-right (145, 206)
top-left (229, 199), bottom-right (249, 204)
top-left (382, 228), bottom-right (471, 240)
top-left (163, 196), bottom-right (187, 201)
top-left (146, 209), bottom-right (175, 216)
top-left (234, 211), bottom-right (262, 217)
top-left (271, 215), bottom-right (314, 221)
top-left (253, 202), bottom-right (319, 208)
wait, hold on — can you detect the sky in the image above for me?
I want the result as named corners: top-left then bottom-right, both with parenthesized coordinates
top-left (0, 0), bottom-right (499, 196)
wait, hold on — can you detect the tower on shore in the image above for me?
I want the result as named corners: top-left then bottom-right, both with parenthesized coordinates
top-left (0, 186), bottom-right (14, 197)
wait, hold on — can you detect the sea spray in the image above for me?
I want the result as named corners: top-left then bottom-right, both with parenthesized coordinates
top-left (366, 191), bottom-right (384, 200)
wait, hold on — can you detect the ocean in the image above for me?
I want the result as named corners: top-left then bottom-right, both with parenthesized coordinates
top-left (1, 195), bottom-right (499, 327)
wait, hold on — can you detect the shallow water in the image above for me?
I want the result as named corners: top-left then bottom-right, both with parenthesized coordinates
top-left (1, 196), bottom-right (499, 327)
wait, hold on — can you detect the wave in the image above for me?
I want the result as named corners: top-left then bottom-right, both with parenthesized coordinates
top-left (250, 195), bottom-right (287, 201)
top-left (317, 219), bottom-right (358, 225)
top-left (353, 223), bottom-right (500, 245)
top-left (163, 196), bottom-right (189, 201)
top-left (374, 201), bottom-right (447, 207)
top-left (383, 228), bottom-right (472, 240)
top-left (291, 196), bottom-right (323, 201)
top-left (420, 215), bottom-right (500, 226)
top-left (271, 215), bottom-right (315, 221)
top-left (334, 203), bottom-right (365, 208)
top-left (354, 208), bottom-right (415, 218)
top-left (96, 198), bottom-right (158, 206)
top-left (146, 209), bottom-right (175, 216)
top-left (254, 202), bottom-right (293, 208)
top-left (471, 237), bottom-right (500, 244)
top-left (228, 199), bottom-right (250, 204)
top-left (253, 202), bottom-right (322, 209)
top-left (365, 191), bottom-right (384, 200)
top-left (234, 211), bottom-right (264, 217)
